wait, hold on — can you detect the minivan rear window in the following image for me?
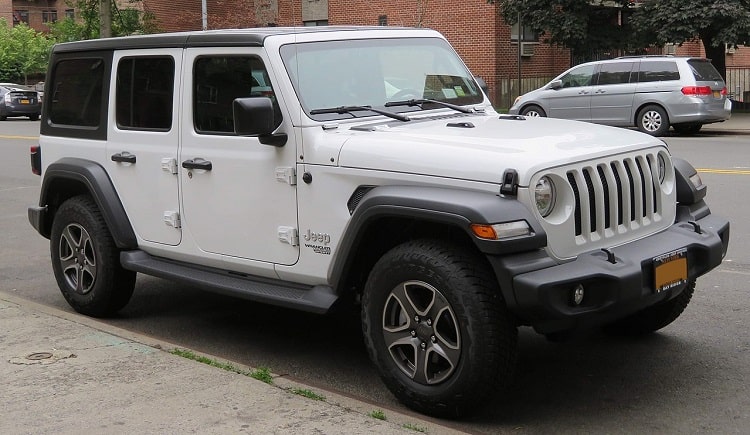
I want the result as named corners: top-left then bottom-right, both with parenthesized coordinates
top-left (638, 61), bottom-right (680, 82)
top-left (688, 59), bottom-right (723, 81)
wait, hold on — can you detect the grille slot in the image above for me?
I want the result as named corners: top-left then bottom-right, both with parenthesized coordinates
top-left (566, 152), bottom-right (662, 241)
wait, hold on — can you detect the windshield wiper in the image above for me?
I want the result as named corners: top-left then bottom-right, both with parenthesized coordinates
top-left (309, 105), bottom-right (410, 122)
top-left (385, 99), bottom-right (475, 114)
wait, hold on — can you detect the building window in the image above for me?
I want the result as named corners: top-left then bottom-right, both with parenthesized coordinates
top-left (13, 10), bottom-right (29, 25)
top-left (65, 9), bottom-right (75, 19)
top-left (510, 23), bottom-right (538, 42)
top-left (378, 15), bottom-right (387, 26)
top-left (303, 20), bottom-right (328, 26)
top-left (43, 10), bottom-right (59, 23)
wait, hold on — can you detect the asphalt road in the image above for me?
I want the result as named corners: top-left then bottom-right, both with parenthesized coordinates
top-left (1, 119), bottom-right (748, 434)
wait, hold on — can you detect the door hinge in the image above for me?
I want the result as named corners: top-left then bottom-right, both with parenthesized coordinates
top-left (277, 226), bottom-right (299, 246)
top-left (275, 167), bottom-right (297, 185)
top-left (161, 158), bottom-right (178, 175)
top-left (163, 211), bottom-right (181, 228)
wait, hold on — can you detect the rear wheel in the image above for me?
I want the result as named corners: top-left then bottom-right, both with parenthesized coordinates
top-left (636, 105), bottom-right (670, 136)
top-left (603, 280), bottom-right (695, 336)
top-left (361, 239), bottom-right (517, 418)
top-left (29, 114), bottom-right (39, 121)
top-left (673, 123), bottom-right (702, 135)
top-left (521, 105), bottom-right (546, 117)
top-left (50, 195), bottom-right (136, 317)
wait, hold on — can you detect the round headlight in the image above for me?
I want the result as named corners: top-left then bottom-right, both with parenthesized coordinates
top-left (657, 153), bottom-right (667, 183)
top-left (535, 176), bottom-right (556, 217)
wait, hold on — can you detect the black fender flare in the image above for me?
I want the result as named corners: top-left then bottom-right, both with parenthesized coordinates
top-left (328, 185), bottom-right (547, 290)
top-left (33, 157), bottom-right (137, 249)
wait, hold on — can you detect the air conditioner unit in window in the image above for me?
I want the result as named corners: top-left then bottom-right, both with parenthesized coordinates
top-left (521, 42), bottom-right (535, 57)
top-left (665, 43), bottom-right (676, 55)
top-left (726, 43), bottom-right (736, 54)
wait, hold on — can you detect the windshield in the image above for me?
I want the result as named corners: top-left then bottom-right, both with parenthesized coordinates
top-left (280, 38), bottom-right (484, 121)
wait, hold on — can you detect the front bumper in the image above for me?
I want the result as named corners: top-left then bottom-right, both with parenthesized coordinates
top-left (491, 213), bottom-right (729, 334)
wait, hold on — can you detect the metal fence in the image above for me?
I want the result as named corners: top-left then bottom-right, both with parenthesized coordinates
top-left (726, 68), bottom-right (750, 102)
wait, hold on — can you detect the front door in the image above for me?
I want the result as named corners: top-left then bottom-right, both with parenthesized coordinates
top-left (179, 49), bottom-right (299, 265)
top-left (545, 64), bottom-right (596, 121)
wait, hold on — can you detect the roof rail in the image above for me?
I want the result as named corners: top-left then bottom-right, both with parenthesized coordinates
top-left (614, 55), bottom-right (676, 59)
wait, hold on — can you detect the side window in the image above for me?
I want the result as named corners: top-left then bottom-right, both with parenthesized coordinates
top-left (193, 56), bottom-right (280, 134)
top-left (560, 65), bottom-right (596, 88)
top-left (638, 61), bottom-right (680, 82)
top-left (116, 56), bottom-right (174, 130)
top-left (48, 58), bottom-right (105, 127)
top-left (596, 62), bottom-right (635, 86)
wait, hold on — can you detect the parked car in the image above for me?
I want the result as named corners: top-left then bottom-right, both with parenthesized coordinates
top-left (509, 56), bottom-right (731, 136)
top-left (0, 83), bottom-right (41, 121)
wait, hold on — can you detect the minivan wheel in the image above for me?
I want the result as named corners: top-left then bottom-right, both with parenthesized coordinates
top-left (50, 195), bottom-right (136, 317)
top-left (521, 105), bottom-right (546, 117)
top-left (29, 114), bottom-right (39, 121)
top-left (361, 239), bottom-right (518, 418)
top-left (637, 105), bottom-right (670, 136)
top-left (673, 123), bottom-right (702, 135)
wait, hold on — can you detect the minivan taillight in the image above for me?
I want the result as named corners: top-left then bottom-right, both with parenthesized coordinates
top-left (30, 145), bottom-right (41, 176)
top-left (721, 87), bottom-right (728, 95)
top-left (681, 86), bottom-right (712, 96)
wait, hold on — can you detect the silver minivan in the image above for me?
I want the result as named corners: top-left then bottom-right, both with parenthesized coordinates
top-left (509, 56), bottom-right (731, 136)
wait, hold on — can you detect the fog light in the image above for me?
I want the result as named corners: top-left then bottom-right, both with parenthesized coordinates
top-left (572, 285), bottom-right (585, 306)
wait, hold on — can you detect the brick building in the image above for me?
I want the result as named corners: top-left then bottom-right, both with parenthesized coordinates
top-left (0, 0), bottom-right (74, 32)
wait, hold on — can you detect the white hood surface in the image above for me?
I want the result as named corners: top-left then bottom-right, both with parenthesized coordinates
top-left (336, 114), bottom-right (665, 186)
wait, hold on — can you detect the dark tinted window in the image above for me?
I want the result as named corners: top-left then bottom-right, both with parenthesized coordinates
top-left (596, 62), bottom-right (635, 85)
top-left (48, 58), bottom-right (105, 126)
top-left (193, 56), bottom-right (280, 134)
top-left (116, 57), bottom-right (174, 130)
top-left (688, 59), bottom-right (723, 81)
top-left (638, 61), bottom-right (680, 82)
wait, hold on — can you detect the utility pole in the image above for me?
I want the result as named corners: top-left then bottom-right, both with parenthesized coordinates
top-left (202, 0), bottom-right (207, 30)
top-left (100, 0), bottom-right (112, 38)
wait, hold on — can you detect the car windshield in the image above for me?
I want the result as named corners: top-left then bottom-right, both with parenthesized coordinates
top-left (280, 38), bottom-right (483, 121)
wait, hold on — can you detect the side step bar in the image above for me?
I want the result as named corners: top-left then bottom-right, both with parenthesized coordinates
top-left (120, 250), bottom-right (337, 314)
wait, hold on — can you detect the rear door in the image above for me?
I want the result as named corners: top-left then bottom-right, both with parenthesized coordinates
top-left (687, 58), bottom-right (729, 111)
top-left (545, 64), bottom-right (596, 121)
top-left (590, 61), bottom-right (636, 126)
top-left (106, 50), bottom-right (182, 246)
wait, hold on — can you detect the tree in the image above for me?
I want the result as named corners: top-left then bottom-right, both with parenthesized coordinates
top-left (0, 19), bottom-right (54, 83)
top-left (48, 0), bottom-right (158, 42)
top-left (630, 0), bottom-right (750, 79)
top-left (492, 0), bottom-right (641, 55)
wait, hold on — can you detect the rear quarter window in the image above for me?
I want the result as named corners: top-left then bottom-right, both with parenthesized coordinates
top-left (688, 60), bottom-right (723, 81)
top-left (48, 58), bottom-right (106, 127)
top-left (638, 61), bottom-right (680, 82)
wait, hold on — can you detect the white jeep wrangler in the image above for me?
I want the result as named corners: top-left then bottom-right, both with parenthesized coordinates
top-left (28, 27), bottom-right (729, 418)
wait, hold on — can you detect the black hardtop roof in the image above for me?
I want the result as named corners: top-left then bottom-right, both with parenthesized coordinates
top-left (51, 26), bottom-right (421, 53)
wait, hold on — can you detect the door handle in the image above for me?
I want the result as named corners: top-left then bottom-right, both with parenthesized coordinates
top-left (181, 158), bottom-right (212, 171)
top-left (595, 89), bottom-right (606, 94)
top-left (111, 152), bottom-right (136, 164)
top-left (579, 90), bottom-right (590, 95)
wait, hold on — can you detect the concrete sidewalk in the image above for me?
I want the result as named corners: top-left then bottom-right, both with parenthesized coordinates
top-left (0, 292), bottom-right (462, 434)
top-left (700, 111), bottom-right (750, 133)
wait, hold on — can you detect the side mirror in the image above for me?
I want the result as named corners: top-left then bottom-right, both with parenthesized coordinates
top-left (233, 97), bottom-right (287, 146)
top-left (548, 80), bottom-right (563, 90)
top-left (474, 76), bottom-right (490, 97)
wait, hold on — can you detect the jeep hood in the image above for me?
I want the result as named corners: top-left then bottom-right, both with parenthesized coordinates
top-left (336, 114), bottom-right (665, 186)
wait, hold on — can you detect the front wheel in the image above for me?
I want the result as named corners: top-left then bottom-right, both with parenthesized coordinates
top-left (637, 105), bottom-right (670, 136)
top-left (50, 195), bottom-right (136, 317)
top-left (521, 104), bottom-right (546, 117)
top-left (603, 280), bottom-right (695, 336)
top-left (361, 240), bottom-right (517, 418)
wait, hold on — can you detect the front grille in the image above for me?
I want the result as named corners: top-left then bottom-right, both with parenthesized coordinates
top-left (566, 153), bottom-right (661, 238)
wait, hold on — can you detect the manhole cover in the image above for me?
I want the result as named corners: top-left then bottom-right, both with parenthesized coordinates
top-left (26, 352), bottom-right (53, 361)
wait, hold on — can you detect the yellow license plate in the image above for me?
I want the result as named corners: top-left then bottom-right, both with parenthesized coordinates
top-left (20, 99), bottom-right (30, 104)
top-left (653, 248), bottom-right (687, 293)
top-left (713, 91), bottom-right (720, 98)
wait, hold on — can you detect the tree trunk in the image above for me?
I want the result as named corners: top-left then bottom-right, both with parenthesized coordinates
top-left (100, 0), bottom-right (112, 38)
top-left (701, 36), bottom-right (726, 81)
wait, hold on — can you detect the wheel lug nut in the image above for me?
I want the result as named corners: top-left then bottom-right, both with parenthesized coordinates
top-left (411, 330), bottom-right (416, 337)
top-left (420, 342), bottom-right (426, 350)
top-left (431, 335), bottom-right (436, 343)
top-left (414, 315), bottom-right (419, 322)
top-left (426, 319), bottom-right (432, 326)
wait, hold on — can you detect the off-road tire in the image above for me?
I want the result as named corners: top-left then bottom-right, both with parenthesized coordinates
top-left (361, 239), bottom-right (517, 418)
top-left (50, 195), bottom-right (136, 317)
top-left (603, 280), bottom-right (695, 336)
top-left (637, 105), bottom-right (670, 136)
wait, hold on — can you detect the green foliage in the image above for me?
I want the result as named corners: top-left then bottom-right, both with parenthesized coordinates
top-left (368, 409), bottom-right (387, 420)
top-left (0, 19), bottom-right (54, 83)
top-left (290, 388), bottom-right (326, 401)
top-left (48, 0), bottom-right (159, 42)
top-left (249, 367), bottom-right (274, 384)
top-left (402, 423), bottom-right (427, 432)
top-left (170, 348), bottom-right (274, 384)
